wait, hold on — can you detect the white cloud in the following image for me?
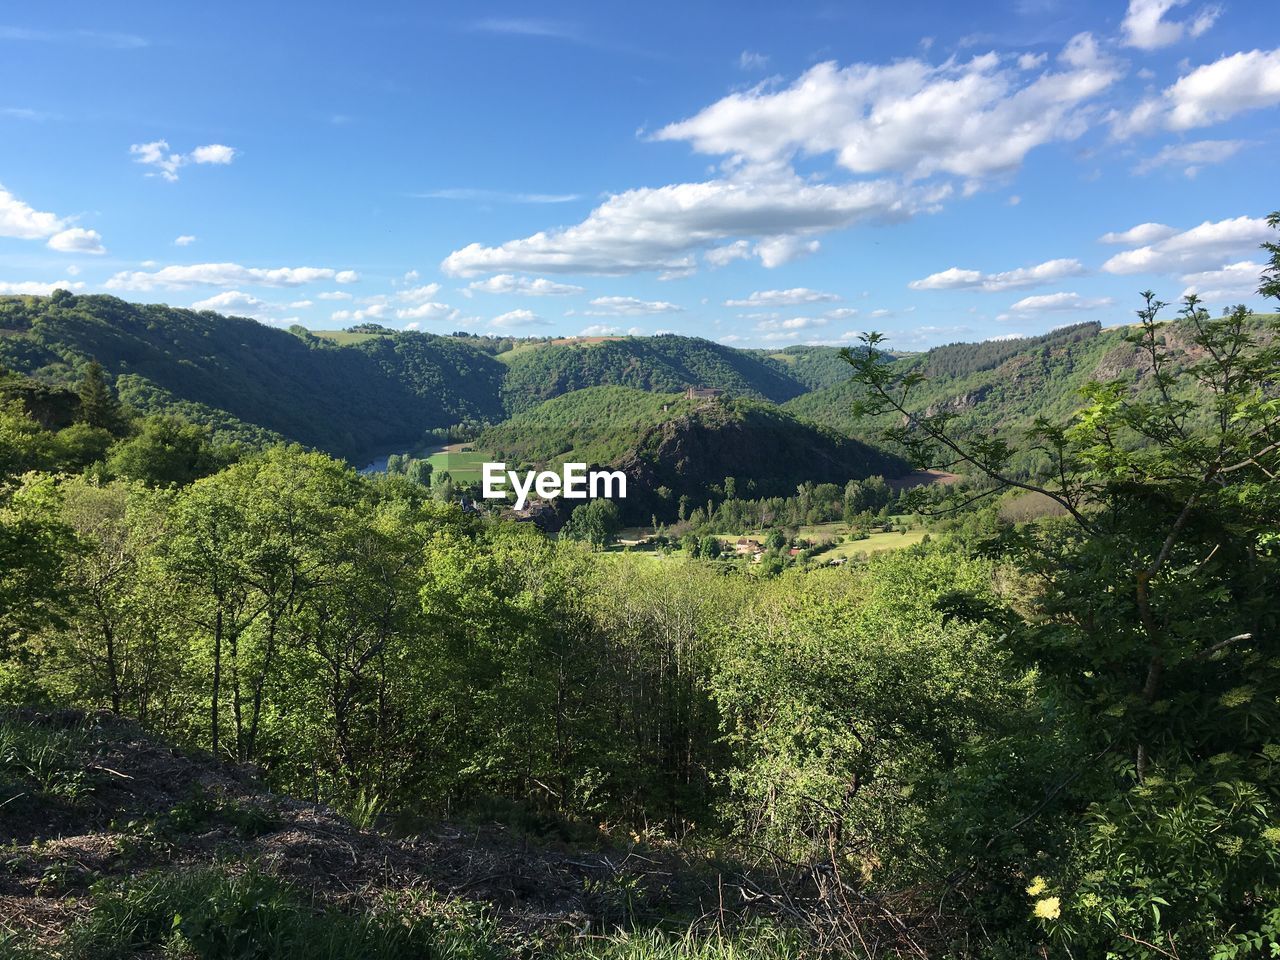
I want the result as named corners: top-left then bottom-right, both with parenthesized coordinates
top-left (175, 234), bottom-right (197, 246)
top-left (1099, 222), bottom-right (1179, 245)
top-left (825, 307), bottom-right (859, 320)
top-left (0, 280), bottom-right (85, 296)
top-left (1101, 215), bottom-right (1272, 274)
top-left (704, 240), bottom-right (752, 268)
top-left (725, 287), bottom-right (841, 307)
top-left (188, 144), bottom-right (236, 165)
top-left (578, 324), bottom-right (624, 336)
top-left (467, 274), bottom-right (585, 296)
top-left (1167, 48), bottom-right (1280, 129)
top-left (396, 301), bottom-right (458, 322)
top-left (754, 235), bottom-right (820, 267)
top-left (317, 290), bottom-right (353, 300)
top-left (1017, 52), bottom-right (1047, 70)
top-left (65, 265), bottom-right (81, 276)
top-left (909, 257), bottom-right (1085, 291)
top-left (331, 303), bottom-right (391, 323)
top-left (739, 50), bottom-right (769, 70)
top-left (653, 36), bottom-right (1118, 181)
top-left (1134, 139), bottom-right (1247, 176)
top-left (105, 262), bottom-right (359, 291)
top-left (1179, 260), bottom-right (1266, 300)
top-left (0, 183), bottom-right (77, 241)
top-left (1004, 291), bottom-right (1115, 313)
top-left (191, 290), bottom-right (277, 317)
top-left (755, 316), bottom-right (829, 332)
top-left (1113, 47), bottom-right (1280, 134)
top-left (396, 282), bottom-right (443, 303)
top-left (442, 164), bottom-right (941, 277)
top-left (491, 308), bottom-right (550, 328)
top-left (335, 270), bottom-right (359, 283)
top-left (1121, 0), bottom-right (1220, 51)
top-left (130, 140), bottom-right (238, 181)
top-left (47, 227), bottom-right (106, 255)
top-left (583, 296), bottom-right (683, 316)
top-left (288, 299), bottom-right (313, 309)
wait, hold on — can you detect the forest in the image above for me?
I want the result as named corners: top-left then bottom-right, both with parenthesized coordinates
top-left (1, 216), bottom-right (1279, 958)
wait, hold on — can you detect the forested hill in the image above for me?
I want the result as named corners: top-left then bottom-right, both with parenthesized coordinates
top-left (0, 293), bottom-right (507, 461)
top-left (498, 334), bottom-right (812, 413)
top-left (787, 321), bottom-right (1131, 440)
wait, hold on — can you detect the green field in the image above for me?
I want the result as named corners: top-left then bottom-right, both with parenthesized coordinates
top-left (426, 447), bottom-right (489, 484)
top-left (308, 330), bottom-right (393, 346)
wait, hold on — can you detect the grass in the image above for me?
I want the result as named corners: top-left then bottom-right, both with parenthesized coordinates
top-left (820, 527), bottom-right (929, 559)
top-left (0, 718), bottom-right (90, 802)
top-left (427, 448), bottom-right (490, 484)
top-left (556, 926), bottom-right (807, 960)
top-left (68, 867), bottom-right (503, 960)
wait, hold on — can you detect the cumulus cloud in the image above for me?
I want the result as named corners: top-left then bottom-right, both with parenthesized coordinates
top-left (396, 283), bottom-right (444, 303)
top-left (1121, 0), bottom-right (1220, 50)
top-left (130, 140), bottom-right (238, 181)
top-left (442, 164), bottom-right (941, 277)
top-left (739, 50), bottom-right (769, 70)
top-left (1101, 216), bottom-right (1272, 274)
top-left (105, 263), bottom-right (360, 291)
top-left (331, 303), bottom-right (392, 323)
top-left (1099, 222), bottom-right (1179, 245)
top-left (909, 257), bottom-right (1085, 291)
top-left (1134, 139), bottom-right (1247, 176)
top-left (0, 280), bottom-right (85, 296)
top-left (754, 235), bottom-right (820, 267)
top-left (191, 290), bottom-right (278, 317)
top-left (704, 240), bottom-right (752, 268)
top-left (578, 324), bottom-right (627, 336)
top-left (174, 234), bottom-right (197, 246)
top-left (467, 274), bottom-right (585, 296)
top-left (47, 227), bottom-right (106, 255)
top-left (725, 287), bottom-right (841, 307)
top-left (1113, 47), bottom-right (1280, 135)
top-left (1180, 260), bottom-right (1267, 300)
top-left (754, 316), bottom-right (829, 332)
top-left (317, 290), bottom-right (353, 301)
top-left (491, 308), bottom-right (550, 328)
top-left (582, 296), bottom-right (683, 316)
top-left (396, 301), bottom-right (458, 322)
top-left (0, 184), bottom-right (65, 239)
top-left (653, 37), bottom-right (1118, 181)
top-left (1003, 292), bottom-right (1115, 314)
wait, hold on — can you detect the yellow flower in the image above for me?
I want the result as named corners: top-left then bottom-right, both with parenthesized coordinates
top-left (1262, 827), bottom-right (1280, 844)
top-left (1034, 897), bottom-right (1062, 920)
top-left (1220, 686), bottom-right (1255, 708)
top-left (1025, 876), bottom-right (1048, 896)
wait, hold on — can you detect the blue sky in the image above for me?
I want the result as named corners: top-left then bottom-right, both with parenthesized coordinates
top-left (1, 1), bottom-right (1277, 349)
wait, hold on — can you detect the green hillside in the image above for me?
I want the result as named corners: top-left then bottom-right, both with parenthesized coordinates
top-left (479, 385), bottom-right (700, 466)
top-left (498, 334), bottom-right (810, 413)
top-left (754, 344), bottom-right (862, 390)
top-left (0, 294), bottom-right (507, 460)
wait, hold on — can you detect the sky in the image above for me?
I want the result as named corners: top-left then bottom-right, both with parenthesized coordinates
top-left (0, 0), bottom-right (1277, 350)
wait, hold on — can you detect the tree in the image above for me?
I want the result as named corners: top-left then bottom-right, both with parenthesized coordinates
top-left (698, 535), bottom-right (722, 559)
top-left (562, 498), bottom-right (621, 549)
top-left (107, 416), bottom-right (229, 487)
top-left (843, 221), bottom-right (1280, 954)
top-left (76, 360), bottom-right (124, 433)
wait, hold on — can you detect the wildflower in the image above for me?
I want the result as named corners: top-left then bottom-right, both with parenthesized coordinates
top-left (1034, 897), bottom-right (1062, 920)
top-left (1261, 827), bottom-right (1280, 844)
top-left (1220, 686), bottom-right (1255, 708)
top-left (1026, 876), bottom-right (1047, 896)
top-left (1261, 744), bottom-right (1280, 762)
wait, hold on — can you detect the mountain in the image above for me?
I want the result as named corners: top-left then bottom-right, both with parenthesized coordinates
top-left (0, 293), bottom-right (507, 461)
top-left (481, 385), bottom-right (907, 521)
top-left (749, 344), bottom-right (861, 391)
top-left (784, 317), bottom-right (1280, 470)
top-left (497, 334), bottom-right (810, 413)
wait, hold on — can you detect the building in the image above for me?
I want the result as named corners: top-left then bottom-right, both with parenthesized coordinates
top-left (685, 386), bottom-right (723, 400)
